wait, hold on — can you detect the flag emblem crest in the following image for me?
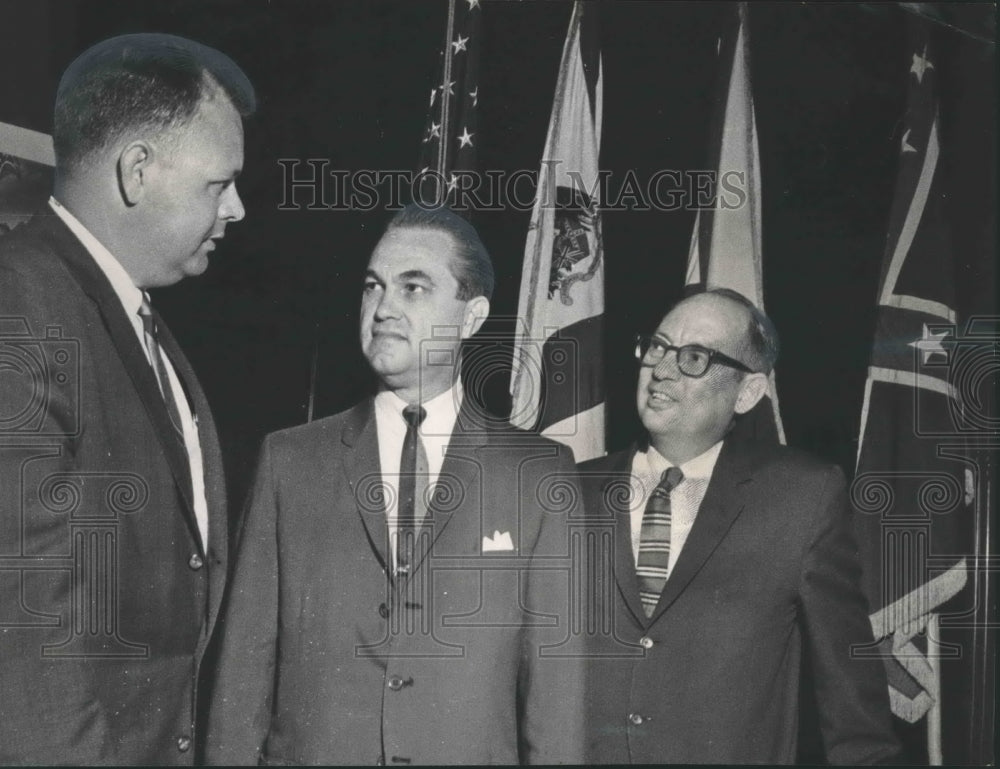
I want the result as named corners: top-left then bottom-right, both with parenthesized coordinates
top-left (549, 187), bottom-right (600, 304)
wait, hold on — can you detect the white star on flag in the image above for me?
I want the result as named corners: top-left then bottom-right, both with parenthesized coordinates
top-left (428, 121), bottom-right (442, 140)
top-left (440, 80), bottom-right (455, 96)
top-left (446, 174), bottom-right (459, 193)
top-left (469, 85), bottom-right (478, 107)
top-left (457, 127), bottom-right (474, 148)
top-left (909, 323), bottom-right (950, 363)
top-left (429, 88), bottom-right (437, 107)
top-left (466, 0), bottom-right (479, 9)
top-left (901, 128), bottom-right (917, 154)
top-left (910, 45), bottom-right (934, 84)
top-left (452, 35), bottom-right (469, 54)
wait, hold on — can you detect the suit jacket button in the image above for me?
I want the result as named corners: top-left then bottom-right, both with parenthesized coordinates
top-left (387, 675), bottom-right (405, 691)
top-left (188, 553), bottom-right (204, 570)
top-left (177, 735), bottom-right (192, 752)
top-left (628, 713), bottom-right (644, 726)
top-left (378, 603), bottom-right (389, 618)
top-left (639, 636), bottom-right (654, 649)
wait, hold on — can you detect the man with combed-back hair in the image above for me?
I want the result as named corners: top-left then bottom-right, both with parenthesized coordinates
top-left (206, 205), bottom-right (584, 765)
top-left (578, 288), bottom-right (900, 764)
top-left (0, 33), bottom-right (254, 764)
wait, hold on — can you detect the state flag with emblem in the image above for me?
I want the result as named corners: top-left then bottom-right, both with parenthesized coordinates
top-left (416, 0), bottom-right (481, 209)
top-left (851, 15), bottom-right (972, 765)
top-left (684, 2), bottom-right (785, 445)
top-left (510, 1), bottom-right (605, 461)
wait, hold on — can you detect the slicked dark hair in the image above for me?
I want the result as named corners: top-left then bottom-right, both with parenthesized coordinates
top-left (384, 204), bottom-right (495, 301)
top-left (683, 286), bottom-right (780, 374)
top-left (54, 33), bottom-right (256, 172)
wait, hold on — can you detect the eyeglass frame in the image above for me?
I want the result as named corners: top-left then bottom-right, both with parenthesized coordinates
top-left (634, 334), bottom-right (755, 378)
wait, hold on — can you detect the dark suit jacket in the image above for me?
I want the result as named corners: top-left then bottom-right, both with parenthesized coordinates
top-left (0, 212), bottom-right (228, 764)
top-left (577, 438), bottom-right (900, 765)
top-left (205, 398), bottom-right (585, 765)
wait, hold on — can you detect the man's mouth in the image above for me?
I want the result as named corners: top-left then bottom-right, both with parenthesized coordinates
top-left (646, 389), bottom-right (677, 406)
top-left (372, 329), bottom-right (407, 342)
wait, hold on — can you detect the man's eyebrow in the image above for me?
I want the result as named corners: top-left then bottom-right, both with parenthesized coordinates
top-left (364, 268), bottom-right (383, 281)
top-left (397, 269), bottom-right (435, 284)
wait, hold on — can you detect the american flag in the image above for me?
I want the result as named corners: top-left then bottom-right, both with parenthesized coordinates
top-left (417, 0), bottom-right (481, 209)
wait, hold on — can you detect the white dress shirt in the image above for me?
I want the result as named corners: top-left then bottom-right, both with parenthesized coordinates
top-left (628, 441), bottom-right (724, 578)
top-left (374, 380), bottom-right (463, 570)
top-left (49, 197), bottom-right (209, 549)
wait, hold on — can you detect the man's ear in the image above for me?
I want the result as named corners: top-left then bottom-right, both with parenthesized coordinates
top-left (461, 296), bottom-right (490, 339)
top-left (118, 141), bottom-right (153, 205)
top-left (734, 372), bottom-right (768, 415)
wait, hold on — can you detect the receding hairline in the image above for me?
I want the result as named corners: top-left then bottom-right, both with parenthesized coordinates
top-left (669, 292), bottom-right (758, 366)
top-left (378, 223), bottom-right (479, 295)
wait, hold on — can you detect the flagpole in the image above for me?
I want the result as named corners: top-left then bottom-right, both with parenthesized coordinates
top-left (306, 322), bottom-right (319, 423)
top-left (436, 0), bottom-right (457, 193)
top-left (927, 613), bottom-right (943, 764)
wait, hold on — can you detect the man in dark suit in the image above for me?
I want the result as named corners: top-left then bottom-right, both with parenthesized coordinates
top-left (578, 288), bottom-right (900, 764)
top-left (0, 34), bottom-right (254, 763)
top-left (206, 205), bottom-right (583, 765)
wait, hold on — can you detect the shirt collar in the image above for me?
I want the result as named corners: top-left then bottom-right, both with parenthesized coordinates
top-left (374, 379), bottom-right (464, 436)
top-left (49, 196), bottom-right (143, 318)
top-left (644, 440), bottom-right (724, 482)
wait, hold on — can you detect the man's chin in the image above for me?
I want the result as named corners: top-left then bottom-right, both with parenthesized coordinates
top-left (366, 354), bottom-right (411, 382)
top-left (181, 252), bottom-right (211, 278)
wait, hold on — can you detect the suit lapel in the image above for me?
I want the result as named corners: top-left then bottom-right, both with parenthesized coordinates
top-left (39, 215), bottom-right (198, 527)
top-left (405, 404), bottom-right (488, 578)
top-left (157, 319), bottom-right (229, 633)
top-left (341, 400), bottom-right (391, 574)
top-left (598, 446), bottom-right (648, 626)
top-left (647, 438), bottom-right (753, 624)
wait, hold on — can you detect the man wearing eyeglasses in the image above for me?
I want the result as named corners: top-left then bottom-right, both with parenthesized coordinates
top-left (578, 288), bottom-right (899, 765)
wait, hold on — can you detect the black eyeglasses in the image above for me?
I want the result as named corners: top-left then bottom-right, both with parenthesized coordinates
top-left (634, 334), bottom-right (754, 378)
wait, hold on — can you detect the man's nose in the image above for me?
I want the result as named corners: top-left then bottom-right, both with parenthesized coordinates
top-left (651, 350), bottom-right (681, 380)
top-left (372, 288), bottom-right (401, 320)
top-left (219, 184), bottom-right (245, 222)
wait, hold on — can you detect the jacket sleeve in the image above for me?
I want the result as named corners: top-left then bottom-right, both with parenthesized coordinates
top-left (799, 466), bottom-right (902, 765)
top-left (204, 437), bottom-right (281, 765)
top-left (518, 443), bottom-right (587, 764)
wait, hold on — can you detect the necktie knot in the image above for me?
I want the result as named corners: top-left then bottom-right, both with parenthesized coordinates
top-left (402, 405), bottom-right (427, 429)
top-left (138, 295), bottom-right (156, 335)
top-left (658, 466), bottom-right (684, 493)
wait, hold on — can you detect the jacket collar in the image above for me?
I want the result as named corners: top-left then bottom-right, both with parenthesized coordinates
top-left (604, 436), bottom-right (756, 627)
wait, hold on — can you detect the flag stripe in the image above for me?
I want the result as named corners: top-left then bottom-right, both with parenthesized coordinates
top-left (879, 119), bottom-right (940, 304)
top-left (534, 314), bottom-right (604, 432)
top-left (0, 121), bottom-right (55, 167)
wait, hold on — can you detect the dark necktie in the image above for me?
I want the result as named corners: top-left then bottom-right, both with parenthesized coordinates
top-left (397, 404), bottom-right (428, 574)
top-left (636, 466), bottom-right (684, 618)
top-left (138, 295), bottom-right (185, 440)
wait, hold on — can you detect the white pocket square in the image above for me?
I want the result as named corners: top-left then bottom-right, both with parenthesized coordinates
top-left (482, 530), bottom-right (514, 552)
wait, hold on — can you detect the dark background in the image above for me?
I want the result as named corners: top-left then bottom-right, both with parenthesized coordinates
top-left (0, 2), bottom-right (995, 761)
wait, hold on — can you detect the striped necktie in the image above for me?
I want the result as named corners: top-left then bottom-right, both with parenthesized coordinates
top-left (636, 466), bottom-right (684, 618)
top-left (138, 295), bottom-right (185, 440)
